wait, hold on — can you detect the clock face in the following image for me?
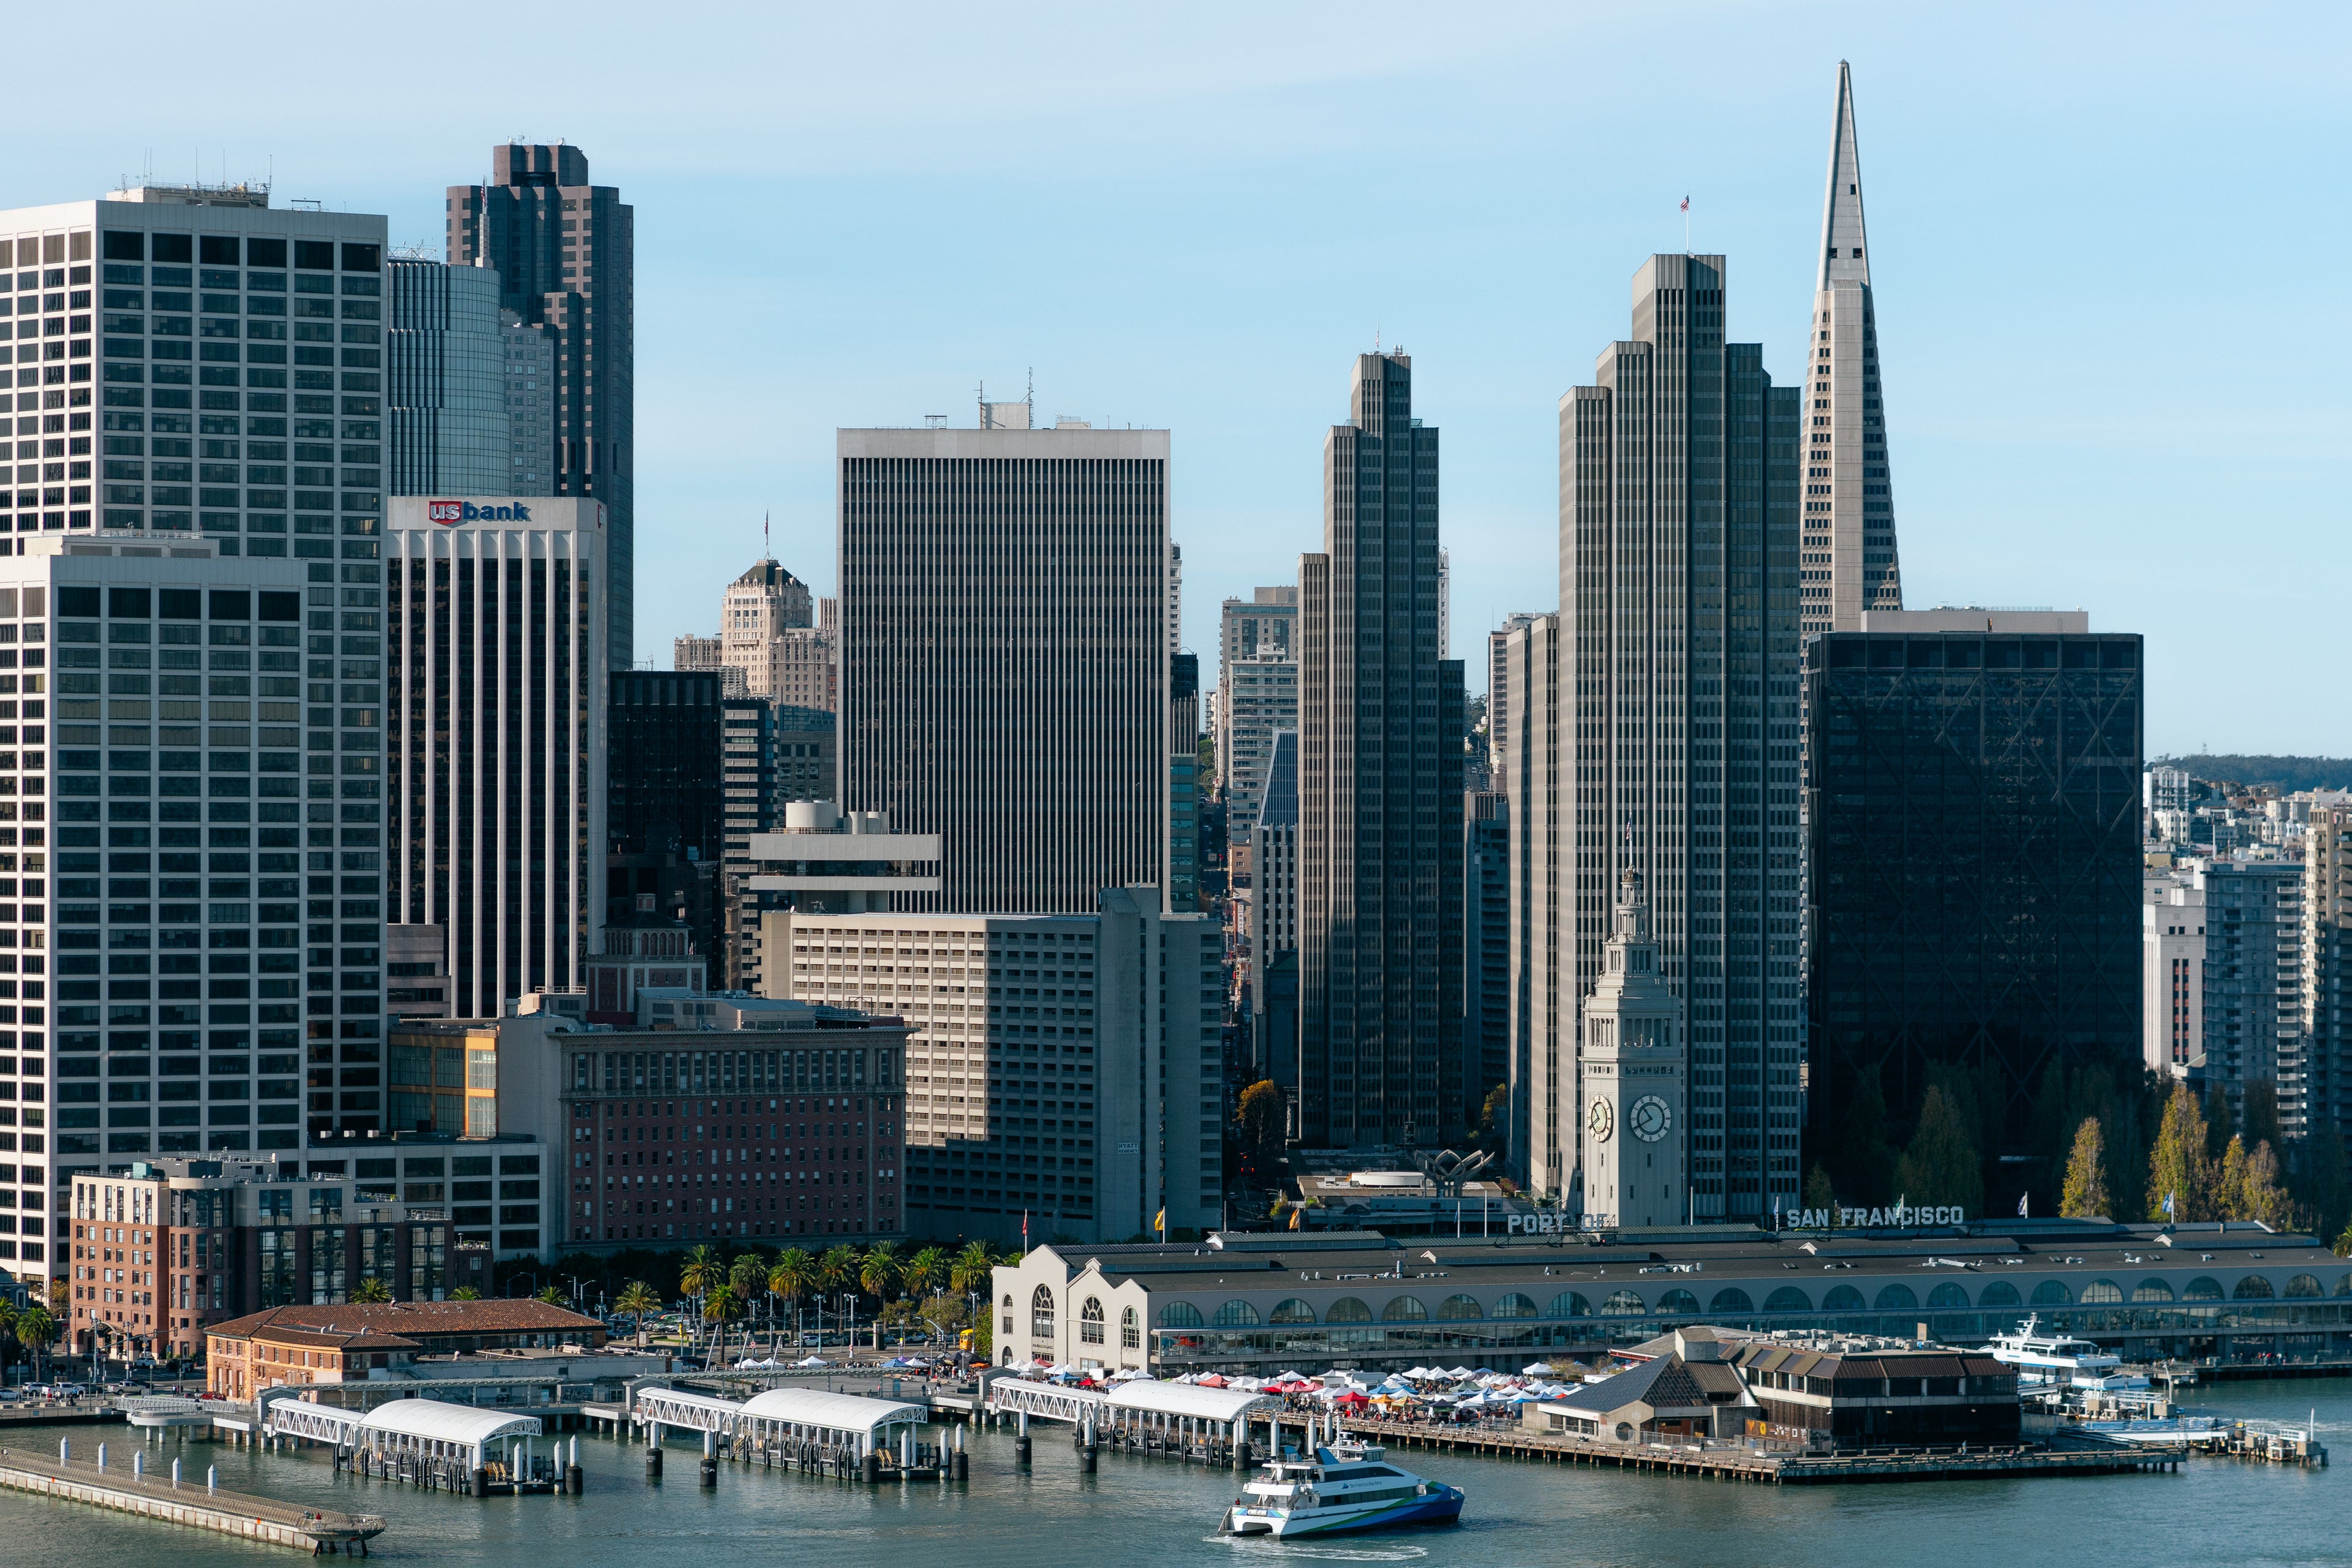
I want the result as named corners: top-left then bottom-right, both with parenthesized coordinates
top-left (1587, 1099), bottom-right (1613, 1142)
top-left (1630, 1095), bottom-right (1673, 1144)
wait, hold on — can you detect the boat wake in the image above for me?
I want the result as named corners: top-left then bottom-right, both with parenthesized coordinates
top-left (1210, 1540), bottom-right (1431, 1562)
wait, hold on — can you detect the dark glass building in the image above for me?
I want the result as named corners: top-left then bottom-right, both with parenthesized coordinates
top-left (607, 671), bottom-right (725, 968)
top-left (1804, 612), bottom-right (2144, 1169)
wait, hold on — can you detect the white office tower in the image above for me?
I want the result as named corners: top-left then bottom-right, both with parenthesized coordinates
top-left (763, 887), bottom-right (1221, 1243)
top-left (1578, 869), bottom-right (1687, 1227)
top-left (0, 185), bottom-right (386, 558)
top-left (0, 540), bottom-right (389, 1281)
top-left (385, 497), bottom-right (605, 1017)
top-left (838, 418), bottom-right (1169, 914)
top-left (1802, 61), bottom-right (1904, 635)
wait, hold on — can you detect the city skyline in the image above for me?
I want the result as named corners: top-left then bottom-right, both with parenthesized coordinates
top-left (0, 8), bottom-right (2339, 754)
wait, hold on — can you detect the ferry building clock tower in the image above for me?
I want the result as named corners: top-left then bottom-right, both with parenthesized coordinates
top-left (1580, 869), bottom-right (1689, 1227)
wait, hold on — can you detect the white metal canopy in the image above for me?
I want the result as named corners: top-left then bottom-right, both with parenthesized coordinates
top-left (1106, 1382), bottom-right (1279, 1423)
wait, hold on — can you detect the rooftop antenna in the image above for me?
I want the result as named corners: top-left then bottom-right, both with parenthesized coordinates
top-left (763, 510), bottom-right (771, 560)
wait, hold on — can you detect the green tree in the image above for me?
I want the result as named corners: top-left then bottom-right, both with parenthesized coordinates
top-left (1803, 1165), bottom-right (1836, 1219)
top-left (704, 1284), bottom-right (741, 1325)
top-left (450, 1286), bottom-right (483, 1301)
top-left (1235, 1080), bottom-right (1286, 1174)
top-left (15, 1305), bottom-right (55, 1381)
top-left (769, 1248), bottom-right (815, 1320)
top-left (729, 1249), bottom-right (771, 1303)
top-left (2147, 1083), bottom-right (2216, 1222)
top-left (900, 1246), bottom-right (948, 1303)
top-left (534, 1284), bottom-right (565, 1305)
top-left (2237, 1140), bottom-right (2293, 1229)
top-left (2217, 1135), bottom-right (2250, 1221)
top-left (350, 1276), bottom-right (394, 1305)
top-left (677, 1244), bottom-right (724, 1301)
top-left (1476, 1082), bottom-right (1509, 1152)
top-left (860, 1243), bottom-right (902, 1348)
top-left (2059, 1118), bottom-right (2111, 1219)
top-left (614, 1281), bottom-right (663, 1347)
top-left (949, 1241), bottom-right (997, 1301)
top-left (1893, 1085), bottom-right (1983, 1212)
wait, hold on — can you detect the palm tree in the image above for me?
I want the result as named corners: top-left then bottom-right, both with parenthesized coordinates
top-left (902, 1245), bottom-right (948, 1305)
top-left (678, 1244), bottom-right (724, 1300)
top-left (16, 1306), bottom-right (56, 1384)
top-left (534, 1285), bottom-right (565, 1305)
top-left (859, 1243), bottom-right (901, 1350)
top-left (614, 1281), bottom-right (662, 1348)
top-left (703, 1284), bottom-right (742, 1344)
top-left (351, 1277), bottom-right (393, 1305)
top-left (768, 1248), bottom-right (814, 1341)
top-left (949, 1240), bottom-right (996, 1297)
top-left (450, 1286), bottom-right (482, 1302)
top-left (728, 1250), bottom-right (770, 1352)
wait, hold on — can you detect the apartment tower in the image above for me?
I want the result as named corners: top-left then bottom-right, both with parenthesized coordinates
top-left (1297, 352), bottom-right (1466, 1149)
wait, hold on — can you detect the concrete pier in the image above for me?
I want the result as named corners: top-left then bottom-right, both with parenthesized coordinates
top-left (0, 1446), bottom-right (386, 1551)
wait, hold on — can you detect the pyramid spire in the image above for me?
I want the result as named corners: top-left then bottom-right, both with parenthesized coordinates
top-left (1817, 60), bottom-right (1871, 290)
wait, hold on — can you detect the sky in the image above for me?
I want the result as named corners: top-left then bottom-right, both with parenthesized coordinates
top-left (10, 1), bottom-right (2346, 756)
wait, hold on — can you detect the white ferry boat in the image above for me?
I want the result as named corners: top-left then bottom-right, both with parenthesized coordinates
top-left (1982, 1315), bottom-right (2148, 1390)
top-left (1221, 1439), bottom-right (1464, 1539)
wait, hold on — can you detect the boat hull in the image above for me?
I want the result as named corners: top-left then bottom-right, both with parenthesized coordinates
top-left (1225, 1490), bottom-right (1464, 1538)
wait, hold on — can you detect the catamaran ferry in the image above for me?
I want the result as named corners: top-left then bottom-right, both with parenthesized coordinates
top-left (1221, 1439), bottom-right (1464, 1539)
top-left (1982, 1314), bottom-right (2149, 1390)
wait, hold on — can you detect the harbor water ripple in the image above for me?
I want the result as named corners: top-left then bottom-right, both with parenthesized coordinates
top-left (0, 1378), bottom-right (2340, 1568)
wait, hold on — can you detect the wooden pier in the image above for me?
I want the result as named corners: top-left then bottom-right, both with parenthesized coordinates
top-left (0, 1446), bottom-right (385, 1553)
top-left (1361, 1420), bottom-right (2187, 1484)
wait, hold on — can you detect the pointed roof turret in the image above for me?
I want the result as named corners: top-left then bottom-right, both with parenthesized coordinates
top-left (1817, 60), bottom-right (1871, 290)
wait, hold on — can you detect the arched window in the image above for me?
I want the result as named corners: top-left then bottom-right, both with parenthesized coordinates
top-left (1823, 1284), bottom-right (1866, 1312)
top-left (1080, 1296), bottom-right (1105, 1344)
top-left (2233, 1275), bottom-right (2275, 1300)
top-left (1599, 1289), bottom-right (1645, 1317)
top-left (1977, 1281), bottom-right (2021, 1307)
top-left (1436, 1294), bottom-right (1483, 1322)
top-left (1269, 1298), bottom-right (1316, 1324)
top-left (1763, 1286), bottom-right (1812, 1313)
top-left (1874, 1283), bottom-right (1918, 1311)
top-left (1030, 1285), bottom-right (1056, 1339)
top-left (1491, 1292), bottom-right (1538, 1319)
top-left (1926, 1282), bottom-right (1970, 1310)
top-left (1212, 1298), bottom-right (1261, 1326)
top-left (2029, 1280), bottom-right (2071, 1306)
top-left (1325, 1297), bottom-right (1373, 1323)
top-left (1548, 1291), bottom-right (1593, 1319)
top-left (2180, 1276), bottom-right (2225, 1302)
top-left (1709, 1287), bottom-right (1755, 1315)
top-left (1381, 1295), bottom-right (1428, 1322)
top-left (1656, 1289), bottom-right (1700, 1315)
top-left (2132, 1278), bottom-right (2174, 1303)
top-left (2079, 1280), bottom-right (2123, 1305)
top-left (1157, 1300), bottom-right (1204, 1327)
top-left (2283, 1274), bottom-right (2323, 1299)
top-left (1120, 1306), bottom-right (1140, 1349)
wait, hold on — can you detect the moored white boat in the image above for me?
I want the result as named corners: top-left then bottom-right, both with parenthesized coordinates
top-left (1981, 1315), bottom-right (2148, 1390)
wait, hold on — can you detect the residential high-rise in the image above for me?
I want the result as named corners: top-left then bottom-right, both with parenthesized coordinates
top-left (2144, 871), bottom-right (2206, 1083)
top-left (446, 145), bottom-right (634, 668)
top-left (2305, 806), bottom-right (2352, 1148)
top-left (1, 184), bottom-right (386, 558)
top-left (1485, 612), bottom-right (1539, 798)
top-left (1297, 352), bottom-right (1466, 1150)
top-left (386, 258), bottom-right (507, 497)
top-left (1217, 587), bottom-right (1298, 849)
top-left (1578, 869), bottom-right (1688, 1228)
top-left (1804, 612), bottom-right (2143, 1202)
top-left (837, 417), bottom-right (1167, 914)
top-left (763, 888), bottom-right (1223, 1245)
top-left (1802, 61), bottom-right (1904, 636)
top-left (0, 544), bottom-right (386, 1286)
top-left (2192, 857), bottom-right (2302, 1136)
top-left (386, 496), bottom-right (605, 1018)
top-left (1540, 256), bottom-right (1802, 1221)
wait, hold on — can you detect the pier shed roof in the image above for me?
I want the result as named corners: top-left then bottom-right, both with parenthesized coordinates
top-left (740, 1387), bottom-right (926, 1436)
top-left (1105, 1381), bottom-right (1278, 1423)
top-left (361, 1399), bottom-right (545, 1450)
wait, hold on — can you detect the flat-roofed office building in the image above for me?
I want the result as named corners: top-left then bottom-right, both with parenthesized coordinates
top-left (386, 496), bottom-right (605, 1018)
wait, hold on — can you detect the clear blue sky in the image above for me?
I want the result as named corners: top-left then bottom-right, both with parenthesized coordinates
top-left (16, 2), bottom-right (2346, 756)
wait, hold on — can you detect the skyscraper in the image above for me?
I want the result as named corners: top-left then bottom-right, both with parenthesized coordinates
top-left (386, 258), bottom-right (507, 497)
top-left (1, 184), bottom-right (386, 558)
top-left (1297, 352), bottom-right (1466, 1150)
top-left (1217, 586), bottom-right (1298, 850)
top-left (837, 416), bottom-right (1167, 914)
top-left (1803, 62), bottom-right (1904, 636)
top-left (1804, 612), bottom-right (2143, 1203)
top-left (446, 145), bottom-right (634, 668)
top-left (1485, 612), bottom-right (1539, 799)
top-left (1534, 256), bottom-right (1802, 1220)
top-left (386, 496), bottom-right (606, 1018)
top-left (2305, 806), bottom-right (2352, 1148)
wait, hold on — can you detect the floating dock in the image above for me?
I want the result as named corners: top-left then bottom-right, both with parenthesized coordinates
top-left (0, 1445), bottom-right (385, 1553)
